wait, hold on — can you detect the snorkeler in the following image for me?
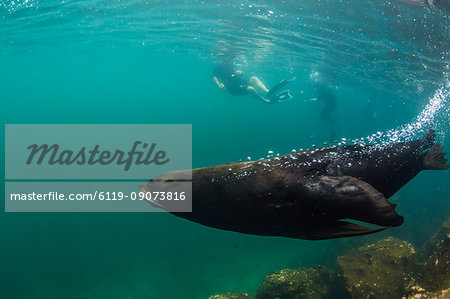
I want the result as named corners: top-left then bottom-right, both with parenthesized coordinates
top-left (311, 82), bottom-right (338, 140)
top-left (212, 61), bottom-right (294, 104)
top-left (315, 83), bottom-right (337, 125)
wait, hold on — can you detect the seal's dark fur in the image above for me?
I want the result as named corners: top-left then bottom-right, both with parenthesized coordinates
top-left (141, 128), bottom-right (448, 240)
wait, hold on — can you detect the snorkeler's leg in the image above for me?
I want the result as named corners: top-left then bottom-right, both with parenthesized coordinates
top-left (248, 76), bottom-right (270, 93)
top-left (247, 86), bottom-right (270, 103)
top-left (213, 76), bottom-right (225, 89)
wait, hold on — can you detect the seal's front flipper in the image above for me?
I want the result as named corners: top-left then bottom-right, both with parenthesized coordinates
top-left (424, 143), bottom-right (450, 170)
top-left (267, 78), bottom-right (295, 97)
top-left (303, 221), bottom-right (386, 240)
top-left (310, 176), bottom-right (404, 227)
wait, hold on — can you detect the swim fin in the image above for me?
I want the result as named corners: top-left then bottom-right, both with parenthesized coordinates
top-left (270, 90), bottom-right (292, 103)
top-left (267, 77), bottom-right (295, 98)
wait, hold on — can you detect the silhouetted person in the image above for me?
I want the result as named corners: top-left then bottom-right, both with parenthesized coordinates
top-left (314, 83), bottom-right (338, 140)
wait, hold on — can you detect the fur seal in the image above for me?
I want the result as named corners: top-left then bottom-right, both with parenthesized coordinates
top-left (140, 128), bottom-right (449, 240)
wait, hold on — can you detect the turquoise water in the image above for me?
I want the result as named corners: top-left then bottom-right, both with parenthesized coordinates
top-left (1, 0), bottom-right (449, 298)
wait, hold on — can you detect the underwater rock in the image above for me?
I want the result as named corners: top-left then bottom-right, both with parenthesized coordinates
top-left (254, 265), bottom-right (337, 299)
top-left (419, 218), bottom-right (450, 292)
top-left (420, 218), bottom-right (450, 260)
top-left (337, 236), bottom-right (417, 299)
top-left (402, 285), bottom-right (450, 299)
top-left (208, 293), bottom-right (252, 299)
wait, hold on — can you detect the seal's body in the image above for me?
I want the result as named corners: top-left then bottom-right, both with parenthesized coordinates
top-left (141, 129), bottom-right (448, 240)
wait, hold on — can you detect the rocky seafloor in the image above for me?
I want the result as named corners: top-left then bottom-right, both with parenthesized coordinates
top-left (209, 218), bottom-right (450, 299)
